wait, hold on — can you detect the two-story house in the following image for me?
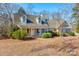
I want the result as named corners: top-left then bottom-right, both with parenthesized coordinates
top-left (13, 13), bottom-right (72, 37)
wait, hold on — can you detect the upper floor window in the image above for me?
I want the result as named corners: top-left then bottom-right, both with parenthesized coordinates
top-left (20, 15), bottom-right (33, 24)
top-left (41, 19), bottom-right (48, 24)
top-left (20, 15), bottom-right (27, 24)
top-left (23, 16), bottom-right (26, 23)
top-left (36, 17), bottom-right (41, 24)
top-left (27, 19), bottom-right (33, 23)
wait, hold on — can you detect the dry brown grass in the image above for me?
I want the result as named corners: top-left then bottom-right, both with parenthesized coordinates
top-left (0, 36), bottom-right (79, 56)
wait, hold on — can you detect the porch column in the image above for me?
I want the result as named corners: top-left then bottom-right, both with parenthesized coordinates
top-left (39, 29), bottom-right (42, 36)
top-left (30, 29), bottom-right (35, 36)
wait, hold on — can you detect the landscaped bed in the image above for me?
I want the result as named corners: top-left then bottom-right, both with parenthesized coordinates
top-left (0, 36), bottom-right (79, 56)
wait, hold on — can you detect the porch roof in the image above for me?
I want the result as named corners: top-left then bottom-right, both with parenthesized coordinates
top-left (18, 24), bottom-right (49, 29)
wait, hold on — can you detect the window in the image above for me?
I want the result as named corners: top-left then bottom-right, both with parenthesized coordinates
top-left (23, 16), bottom-right (26, 23)
top-left (20, 15), bottom-right (33, 24)
top-left (36, 17), bottom-right (41, 24)
top-left (62, 28), bottom-right (71, 32)
top-left (66, 28), bottom-right (70, 32)
top-left (27, 19), bottom-right (33, 23)
top-left (41, 19), bottom-right (48, 24)
top-left (42, 29), bottom-right (47, 33)
top-left (20, 15), bottom-right (27, 24)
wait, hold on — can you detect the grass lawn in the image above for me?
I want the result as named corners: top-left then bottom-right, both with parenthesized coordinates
top-left (0, 36), bottom-right (79, 56)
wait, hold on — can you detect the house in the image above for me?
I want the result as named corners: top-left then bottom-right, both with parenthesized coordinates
top-left (13, 13), bottom-right (72, 37)
top-left (48, 19), bottom-right (72, 33)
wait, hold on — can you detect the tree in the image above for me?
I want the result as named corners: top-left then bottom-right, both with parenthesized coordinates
top-left (51, 12), bottom-right (62, 20)
top-left (0, 3), bottom-right (20, 37)
top-left (27, 3), bottom-right (34, 15)
top-left (72, 3), bottom-right (79, 32)
top-left (51, 9), bottom-right (70, 34)
top-left (0, 3), bottom-right (19, 24)
top-left (40, 10), bottom-right (49, 19)
top-left (39, 9), bottom-right (49, 24)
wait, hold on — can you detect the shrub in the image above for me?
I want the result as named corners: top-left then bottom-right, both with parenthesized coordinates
top-left (48, 31), bottom-right (61, 37)
top-left (61, 33), bottom-right (69, 37)
top-left (76, 24), bottom-right (79, 33)
top-left (6, 25), bottom-right (20, 38)
top-left (11, 25), bottom-right (20, 32)
top-left (67, 32), bottom-right (75, 36)
top-left (52, 32), bottom-right (58, 37)
top-left (11, 29), bottom-right (27, 39)
top-left (56, 32), bottom-right (61, 36)
top-left (42, 32), bottom-right (52, 38)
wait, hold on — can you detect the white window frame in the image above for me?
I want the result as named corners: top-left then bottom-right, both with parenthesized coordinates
top-left (20, 15), bottom-right (27, 25)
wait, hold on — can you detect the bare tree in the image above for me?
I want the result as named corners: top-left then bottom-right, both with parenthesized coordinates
top-left (51, 8), bottom-right (73, 34)
top-left (72, 3), bottom-right (79, 32)
top-left (0, 3), bottom-right (20, 36)
top-left (39, 9), bottom-right (49, 24)
top-left (40, 10), bottom-right (49, 19)
top-left (51, 10), bottom-right (69, 35)
top-left (27, 3), bottom-right (34, 15)
top-left (0, 3), bottom-right (19, 24)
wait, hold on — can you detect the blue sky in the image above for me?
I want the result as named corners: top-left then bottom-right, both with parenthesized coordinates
top-left (18, 3), bottom-right (74, 13)
top-left (18, 3), bottom-right (75, 20)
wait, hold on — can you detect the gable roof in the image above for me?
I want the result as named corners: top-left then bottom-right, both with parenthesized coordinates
top-left (14, 13), bottom-right (38, 24)
top-left (13, 13), bottom-right (70, 29)
top-left (48, 19), bottom-right (66, 28)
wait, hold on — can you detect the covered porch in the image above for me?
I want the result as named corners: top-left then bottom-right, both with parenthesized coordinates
top-left (19, 24), bottom-right (49, 37)
top-left (26, 28), bottom-right (49, 37)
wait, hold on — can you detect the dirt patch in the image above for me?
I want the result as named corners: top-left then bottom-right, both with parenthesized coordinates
top-left (0, 36), bottom-right (79, 56)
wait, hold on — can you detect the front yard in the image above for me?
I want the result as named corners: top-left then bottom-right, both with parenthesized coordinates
top-left (0, 36), bottom-right (79, 56)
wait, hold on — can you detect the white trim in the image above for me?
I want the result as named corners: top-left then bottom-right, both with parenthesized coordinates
top-left (20, 15), bottom-right (27, 25)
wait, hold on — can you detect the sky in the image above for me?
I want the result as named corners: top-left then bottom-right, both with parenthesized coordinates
top-left (18, 3), bottom-right (74, 13)
top-left (18, 3), bottom-right (75, 21)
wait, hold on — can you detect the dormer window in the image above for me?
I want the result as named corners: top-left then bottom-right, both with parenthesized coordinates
top-left (20, 15), bottom-right (27, 24)
top-left (36, 16), bottom-right (48, 24)
top-left (27, 19), bottom-right (33, 23)
top-left (20, 15), bottom-right (33, 24)
top-left (36, 17), bottom-right (41, 24)
top-left (41, 19), bottom-right (48, 24)
top-left (23, 16), bottom-right (26, 23)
